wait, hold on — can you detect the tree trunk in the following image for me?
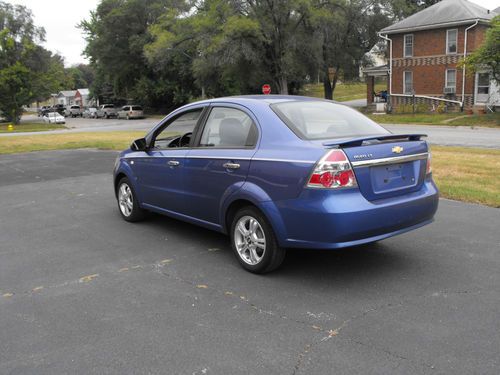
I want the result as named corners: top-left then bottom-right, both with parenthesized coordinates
top-left (279, 76), bottom-right (288, 95)
top-left (323, 76), bottom-right (333, 100)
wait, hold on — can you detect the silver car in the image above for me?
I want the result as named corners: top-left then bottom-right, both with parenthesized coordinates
top-left (117, 105), bottom-right (144, 120)
top-left (96, 104), bottom-right (117, 119)
top-left (82, 107), bottom-right (98, 118)
top-left (65, 105), bottom-right (82, 117)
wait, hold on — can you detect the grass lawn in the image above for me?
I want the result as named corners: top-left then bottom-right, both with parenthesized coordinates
top-left (0, 122), bottom-right (67, 133)
top-left (0, 131), bottom-right (144, 154)
top-left (301, 82), bottom-right (386, 102)
top-left (0, 132), bottom-right (498, 207)
top-left (368, 113), bottom-right (500, 127)
top-left (432, 146), bottom-right (500, 208)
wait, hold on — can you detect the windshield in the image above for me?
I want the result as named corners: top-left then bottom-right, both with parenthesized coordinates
top-left (271, 101), bottom-right (389, 140)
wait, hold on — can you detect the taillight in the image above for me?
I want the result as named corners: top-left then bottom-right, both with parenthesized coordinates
top-left (426, 152), bottom-right (432, 175)
top-left (307, 150), bottom-right (357, 189)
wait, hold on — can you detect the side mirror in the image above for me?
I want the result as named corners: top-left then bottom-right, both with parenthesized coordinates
top-left (131, 138), bottom-right (148, 151)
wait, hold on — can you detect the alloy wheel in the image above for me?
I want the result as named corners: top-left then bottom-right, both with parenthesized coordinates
top-left (234, 215), bottom-right (266, 265)
top-left (118, 183), bottom-right (133, 217)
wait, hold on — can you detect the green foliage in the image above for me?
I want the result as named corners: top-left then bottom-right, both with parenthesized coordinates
top-left (0, 1), bottom-right (67, 124)
top-left (80, 0), bottom-right (194, 109)
top-left (64, 64), bottom-right (95, 89)
top-left (436, 102), bottom-right (446, 114)
top-left (459, 15), bottom-right (500, 84)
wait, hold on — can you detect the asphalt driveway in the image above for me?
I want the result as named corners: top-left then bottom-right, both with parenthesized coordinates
top-left (0, 150), bottom-right (499, 374)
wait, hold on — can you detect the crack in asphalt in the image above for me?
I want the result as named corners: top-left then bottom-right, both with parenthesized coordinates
top-left (1, 250), bottom-right (495, 375)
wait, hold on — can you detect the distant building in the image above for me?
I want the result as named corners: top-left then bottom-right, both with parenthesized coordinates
top-left (57, 90), bottom-right (77, 106)
top-left (376, 0), bottom-right (499, 111)
top-left (361, 44), bottom-right (387, 78)
top-left (75, 88), bottom-right (91, 107)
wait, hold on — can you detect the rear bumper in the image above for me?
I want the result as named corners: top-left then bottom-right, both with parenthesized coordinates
top-left (265, 178), bottom-right (439, 249)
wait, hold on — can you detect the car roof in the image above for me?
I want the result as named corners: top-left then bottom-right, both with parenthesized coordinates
top-left (185, 95), bottom-right (340, 107)
top-left (206, 95), bottom-right (332, 105)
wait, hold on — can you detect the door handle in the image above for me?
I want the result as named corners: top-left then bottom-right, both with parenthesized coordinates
top-left (223, 162), bottom-right (240, 170)
top-left (167, 160), bottom-right (180, 166)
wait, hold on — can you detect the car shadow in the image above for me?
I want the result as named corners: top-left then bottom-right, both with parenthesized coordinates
top-left (141, 212), bottom-right (413, 286)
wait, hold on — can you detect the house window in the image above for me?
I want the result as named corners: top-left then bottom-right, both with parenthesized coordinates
top-left (446, 29), bottom-right (458, 54)
top-left (477, 73), bottom-right (490, 94)
top-left (403, 71), bottom-right (413, 94)
top-left (446, 69), bottom-right (457, 89)
top-left (404, 34), bottom-right (413, 57)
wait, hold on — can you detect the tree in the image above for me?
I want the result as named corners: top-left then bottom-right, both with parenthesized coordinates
top-left (146, 0), bottom-right (313, 96)
top-left (80, 0), bottom-right (192, 109)
top-left (308, 0), bottom-right (394, 99)
top-left (388, 0), bottom-right (441, 19)
top-left (65, 64), bottom-right (95, 89)
top-left (460, 15), bottom-right (500, 84)
top-left (0, 1), bottom-right (66, 123)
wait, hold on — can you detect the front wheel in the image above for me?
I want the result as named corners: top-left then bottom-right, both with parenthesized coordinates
top-left (230, 207), bottom-right (286, 274)
top-left (116, 177), bottom-right (147, 222)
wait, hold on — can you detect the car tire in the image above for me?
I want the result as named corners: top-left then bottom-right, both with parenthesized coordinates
top-left (105, 113), bottom-right (109, 119)
top-left (230, 206), bottom-right (286, 274)
top-left (116, 177), bottom-right (147, 222)
top-left (126, 115), bottom-right (130, 120)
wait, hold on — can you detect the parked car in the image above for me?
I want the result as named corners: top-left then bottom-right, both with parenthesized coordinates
top-left (82, 107), bottom-right (98, 119)
top-left (113, 96), bottom-right (439, 273)
top-left (51, 104), bottom-right (66, 115)
top-left (96, 104), bottom-right (117, 118)
top-left (38, 106), bottom-right (50, 117)
top-left (117, 105), bottom-right (144, 120)
top-left (43, 112), bottom-right (65, 124)
top-left (65, 105), bottom-right (82, 117)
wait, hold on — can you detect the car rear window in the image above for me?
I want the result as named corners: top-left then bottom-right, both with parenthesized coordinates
top-left (131, 106), bottom-right (142, 111)
top-left (271, 101), bottom-right (389, 140)
top-left (104, 104), bottom-right (114, 108)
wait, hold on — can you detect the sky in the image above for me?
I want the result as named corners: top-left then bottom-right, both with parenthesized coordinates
top-left (6, 0), bottom-right (500, 67)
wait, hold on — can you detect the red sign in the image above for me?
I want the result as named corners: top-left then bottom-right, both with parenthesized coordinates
top-left (262, 84), bottom-right (271, 95)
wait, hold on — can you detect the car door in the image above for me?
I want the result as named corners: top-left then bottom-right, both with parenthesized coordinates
top-left (183, 104), bottom-right (259, 225)
top-left (130, 107), bottom-right (206, 214)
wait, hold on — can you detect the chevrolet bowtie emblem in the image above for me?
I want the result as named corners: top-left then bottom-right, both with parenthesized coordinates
top-left (392, 146), bottom-right (404, 154)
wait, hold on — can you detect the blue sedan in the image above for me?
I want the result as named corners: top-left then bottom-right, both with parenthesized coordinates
top-left (113, 96), bottom-right (439, 273)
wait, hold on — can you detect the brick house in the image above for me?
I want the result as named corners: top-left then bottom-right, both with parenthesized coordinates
top-left (373, 0), bottom-right (498, 112)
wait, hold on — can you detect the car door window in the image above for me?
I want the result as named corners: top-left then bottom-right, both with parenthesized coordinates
top-left (153, 109), bottom-right (203, 149)
top-left (198, 107), bottom-right (257, 148)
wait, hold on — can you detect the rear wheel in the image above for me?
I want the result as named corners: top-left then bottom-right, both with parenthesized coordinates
top-left (230, 207), bottom-right (286, 274)
top-left (116, 177), bottom-right (146, 222)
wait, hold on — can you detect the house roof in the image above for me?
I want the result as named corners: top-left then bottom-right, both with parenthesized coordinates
top-left (381, 0), bottom-right (495, 35)
top-left (57, 90), bottom-right (77, 98)
top-left (77, 88), bottom-right (90, 96)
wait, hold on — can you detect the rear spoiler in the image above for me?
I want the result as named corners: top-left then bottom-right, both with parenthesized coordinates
top-left (322, 134), bottom-right (427, 148)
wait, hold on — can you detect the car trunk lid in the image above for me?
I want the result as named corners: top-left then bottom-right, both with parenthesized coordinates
top-left (320, 134), bottom-right (429, 201)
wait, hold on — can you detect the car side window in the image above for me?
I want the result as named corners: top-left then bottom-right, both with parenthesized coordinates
top-left (153, 108), bottom-right (203, 149)
top-left (198, 107), bottom-right (257, 148)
